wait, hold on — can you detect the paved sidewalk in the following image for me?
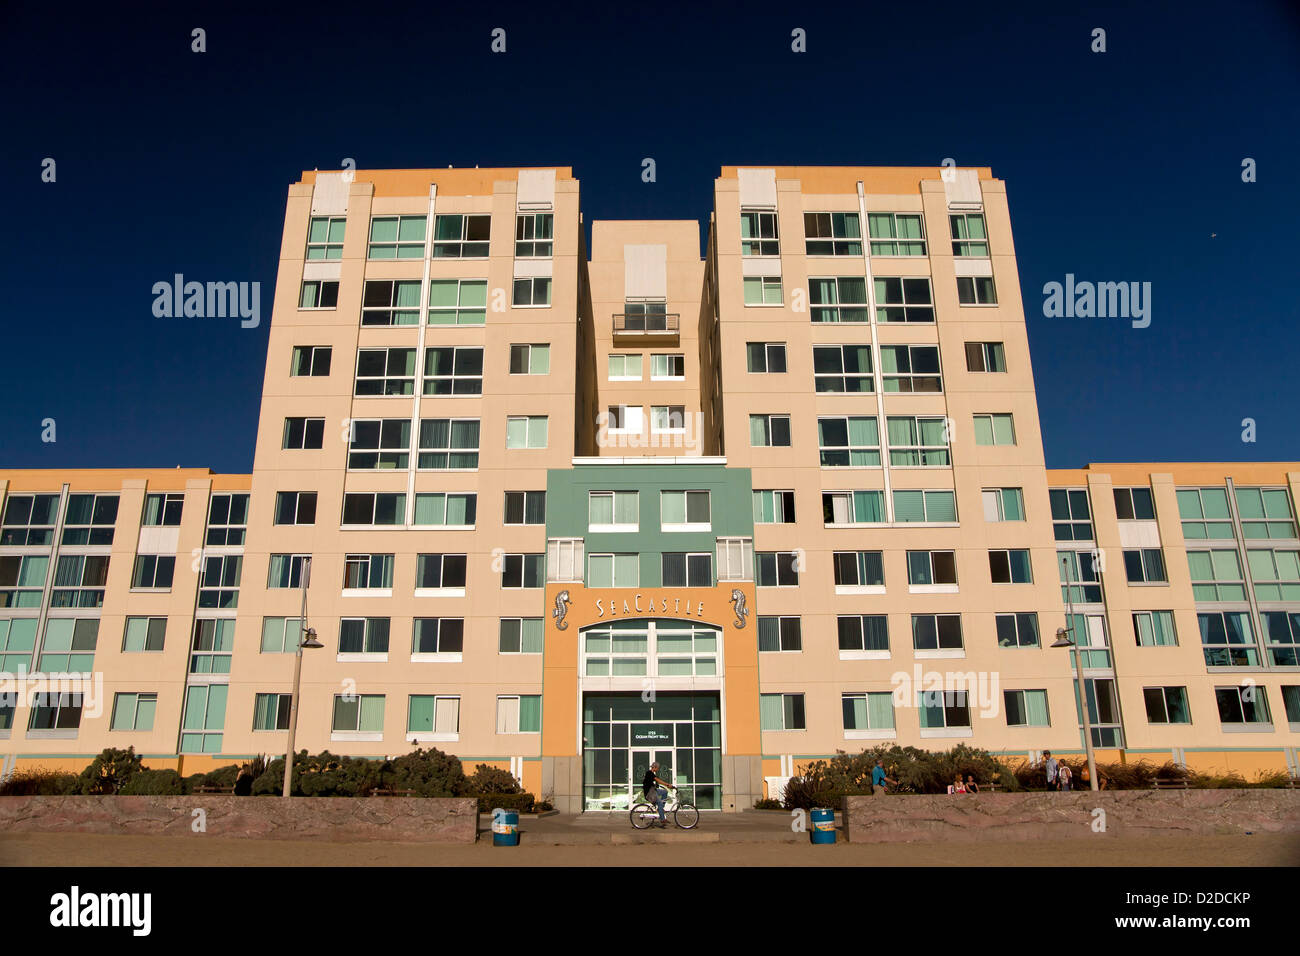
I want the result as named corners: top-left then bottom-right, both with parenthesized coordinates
top-left (480, 809), bottom-right (819, 844)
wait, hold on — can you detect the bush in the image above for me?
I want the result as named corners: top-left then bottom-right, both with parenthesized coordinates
top-left (77, 747), bottom-right (145, 795)
top-left (476, 791), bottom-right (536, 813)
top-left (752, 798), bottom-right (783, 810)
top-left (468, 764), bottom-right (522, 795)
top-left (120, 769), bottom-right (186, 795)
top-left (783, 745), bottom-right (1017, 806)
top-left (381, 748), bottom-right (469, 797)
top-left (0, 768), bottom-right (80, 796)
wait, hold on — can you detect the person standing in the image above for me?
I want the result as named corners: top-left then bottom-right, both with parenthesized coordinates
top-left (872, 759), bottom-right (897, 795)
top-left (1043, 750), bottom-right (1059, 791)
top-left (1058, 761), bottom-right (1073, 791)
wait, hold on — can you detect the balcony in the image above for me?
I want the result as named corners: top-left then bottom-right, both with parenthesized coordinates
top-left (613, 311), bottom-right (679, 340)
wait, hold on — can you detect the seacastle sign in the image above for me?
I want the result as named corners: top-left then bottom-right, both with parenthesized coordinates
top-left (551, 587), bottom-right (749, 630)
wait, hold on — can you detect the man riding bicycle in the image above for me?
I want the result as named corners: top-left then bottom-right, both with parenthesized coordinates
top-left (641, 761), bottom-right (673, 828)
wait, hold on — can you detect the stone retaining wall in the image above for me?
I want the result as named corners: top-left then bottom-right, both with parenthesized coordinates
top-left (0, 796), bottom-right (478, 843)
top-left (841, 790), bottom-right (1300, 843)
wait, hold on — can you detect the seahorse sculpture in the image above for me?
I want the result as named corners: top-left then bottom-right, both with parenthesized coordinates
top-left (729, 588), bottom-right (747, 629)
top-left (553, 589), bottom-right (571, 630)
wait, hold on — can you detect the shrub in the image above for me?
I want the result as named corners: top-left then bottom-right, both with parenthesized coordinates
top-left (476, 791), bottom-right (536, 813)
top-left (786, 745), bottom-right (1017, 803)
top-left (250, 750), bottom-right (384, 797)
top-left (380, 747), bottom-right (469, 797)
top-left (120, 769), bottom-right (186, 795)
top-left (752, 798), bottom-right (783, 810)
top-left (77, 747), bottom-right (145, 795)
top-left (0, 768), bottom-right (80, 796)
top-left (468, 764), bottom-right (522, 795)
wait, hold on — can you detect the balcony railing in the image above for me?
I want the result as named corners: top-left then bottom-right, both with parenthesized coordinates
top-left (613, 312), bottom-right (680, 335)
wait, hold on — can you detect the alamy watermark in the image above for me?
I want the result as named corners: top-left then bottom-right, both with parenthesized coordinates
top-left (1042, 274), bottom-right (1151, 329)
top-left (152, 274), bottom-right (261, 328)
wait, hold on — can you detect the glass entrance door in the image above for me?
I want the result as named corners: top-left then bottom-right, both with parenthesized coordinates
top-left (630, 749), bottom-right (673, 805)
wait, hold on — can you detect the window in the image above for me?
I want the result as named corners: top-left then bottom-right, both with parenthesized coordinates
top-left (253, 694), bottom-right (292, 731)
top-left (608, 354), bottom-right (643, 380)
top-left (651, 354), bottom-right (685, 380)
top-left (818, 416), bottom-right (881, 466)
top-left (62, 494), bottom-right (119, 545)
top-left (343, 554), bottom-right (394, 590)
top-left (1123, 548), bottom-right (1167, 584)
top-left (198, 554), bottom-right (242, 609)
top-left (515, 212), bottom-right (553, 257)
top-left (758, 616), bottom-right (801, 652)
top-left (880, 345), bottom-right (941, 392)
top-left (752, 490), bottom-right (795, 524)
top-left (408, 695), bottom-right (459, 735)
top-left (354, 347), bottom-right (416, 395)
top-left (190, 619), bottom-right (234, 674)
top-left (497, 695), bottom-right (543, 734)
top-left (291, 345), bottom-right (332, 377)
top-left (1198, 612), bottom-right (1259, 667)
top-left (341, 492), bottom-right (405, 526)
top-left (949, 213), bottom-right (988, 256)
top-left (131, 555), bottom-right (174, 590)
top-left (1235, 487), bottom-right (1298, 538)
top-left (606, 405), bottom-right (644, 433)
top-left (868, 213), bottom-right (926, 255)
top-left (546, 539), bottom-right (583, 583)
top-left (989, 549), bottom-right (1033, 584)
top-left (809, 276), bottom-right (869, 323)
top-left (1133, 610), bottom-right (1178, 647)
top-left (418, 418), bottom-right (480, 469)
top-left (1050, 489), bottom-right (1093, 541)
top-left (504, 491), bottom-right (546, 526)
top-left (1215, 686), bottom-right (1270, 726)
top-left (995, 613), bottom-right (1040, 648)
top-left (833, 552), bottom-right (884, 587)
top-left (965, 341), bottom-right (1006, 373)
top-left (111, 692), bottom-right (157, 732)
top-left (51, 554), bottom-right (109, 607)
top-left (513, 276), bottom-right (552, 307)
top-left (415, 554), bottom-right (467, 590)
top-left (1114, 487), bottom-right (1156, 521)
top-left (510, 344), bottom-right (550, 375)
top-left (813, 345), bottom-right (872, 393)
top-left (339, 618), bottom-right (390, 655)
top-left (347, 420), bottom-right (410, 469)
top-left (622, 302), bottom-right (670, 330)
top-left (299, 279), bottom-right (338, 309)
top-left (837, 615), bottom-right (889, 652)
top-left (260, 617), bottom-right (304, 654)
top-left (0, 618), bottom-right (36, 671)
top-left (956, 276), bottom-right (997, 305)
top-left (433, 214), bottom-right (490, 257)
top-left (874, 277), bottom-right (934, 323)
top-left (743, 276), bottom-right (783, 305)
top-left (143, 493), bottom-right (184, 526)
top-left (651, 406), bottom-right (686, 432)
top-left (503, 554), bottom-right (545, 589)
top-left (662, 553), bottom-right (712, 587)
top-left (919, 691), bottom-right (971, 729)
top-left (908, 552), bottom-right (958, 587)
top-left (306, 215), bottom-right (345, 259)
top-left (843, 693), bottom-right (895, 732)
top-left (822, 490), bottom-right (884, 525)
top-left (427, 279), bottom-right (488, 326)
top-left (750, 414), bottom-right (792, 448)
top-left (413, 493), bottom-right (476, 527)
top-left (589, 491), bottom-right (638, 531)
top-left (274, 491), bottom-right (317, 525)
top-left (1143, 687), bottom-right (1191, 724)
top-left (973, 413), bottom-right (1016, 446)
top-left (368, 215), bottom-right (426, 259)
top-left (122, 617), bottom-right (166, 652)
top-left (716, 538), bottom-right (754, 581)
top-left (1, 493), bottom-right (59, 545)
top-left (887, 416), bottom-right (950, 466)
top-left (983, 487), bottom-right (1025, 522)
top-left (740, 211), bottom-right (779, 256)
top-left (1260, 611), bottom-right (1300, 666)
top-left (423, 346), bottom-right (483, 396)
top-left (893, 490), bottom-right (956, 522)
top-left (361, 279), bottom-right (421, 326)
top-left (499, 618), bottom-right (544, 654)
top-left (28, 692), bottom-right (83, 732)
top-left (1059, 551), bottom-right (1103, 603)
top-left (206, 493), bottom-right (248, 546)
top-left (267, 554), bottom-right (310, 589)
top-left (333, 694), bottom-right (386, 732)
top-left (756, 552), bottom-right (799, 587)
top-left (746, 342), bottom-right (787, 373)
top-left (1004, 690), bottom-right (1050, 727)
top-left (804, 211), bottom-right (862, 256)
top-left (0, 555), bottom-right (48, 608)
top-left (661, 490), bottom-right (710, 530)
top-left (759, 693), bottom-right (805, 731)
top-left (588, 553), bottom-right (639, 588)
top-left (1176, 487), bottom-right (1235, 540)
top-left (282, 417), bottom-right (325, 450)
top-left (506, 416), bottom-right (548, 449)
top-left (38, 618), bottom-right (99, 671)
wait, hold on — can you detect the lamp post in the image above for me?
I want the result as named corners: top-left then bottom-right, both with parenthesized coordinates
top-left (283, 557), bottom-right (322, 798)
top-left (1053, 554), bottom-right (1099, 791)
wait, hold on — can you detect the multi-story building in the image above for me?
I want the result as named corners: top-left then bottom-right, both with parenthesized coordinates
top-left (2, 166), bottom-right (1296, 812)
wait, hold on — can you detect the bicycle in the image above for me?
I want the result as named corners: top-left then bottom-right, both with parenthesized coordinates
top-left (630, 786), bottom-right (699, 830)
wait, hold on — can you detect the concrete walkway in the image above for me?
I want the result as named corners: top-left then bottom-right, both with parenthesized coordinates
top-left (480, 809), bottom-right (830, 844)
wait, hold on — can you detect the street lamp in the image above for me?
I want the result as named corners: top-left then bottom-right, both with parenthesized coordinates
top-left (1054, 555), bottom-right (1098, 791)
top-left (283, 557), bottom-right (322, 798)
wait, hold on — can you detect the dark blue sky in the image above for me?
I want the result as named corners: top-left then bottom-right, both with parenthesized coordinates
top-left (2, 1), bottom-right (1296, 473)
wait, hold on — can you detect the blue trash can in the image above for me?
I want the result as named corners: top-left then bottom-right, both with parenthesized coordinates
top-left (810, 807), bottom-right (836, 844)
top-left (492, 809), bottom-right (519, 846)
